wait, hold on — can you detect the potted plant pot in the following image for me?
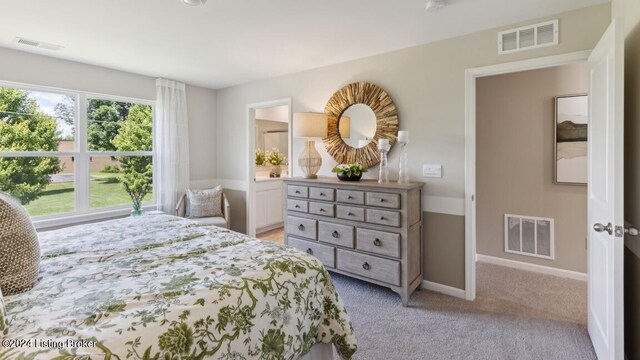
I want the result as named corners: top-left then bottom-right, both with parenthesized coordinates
top-left (270, 165), bottom-right (282, 178)
top-left (337, 172), bottom-right (362, 181)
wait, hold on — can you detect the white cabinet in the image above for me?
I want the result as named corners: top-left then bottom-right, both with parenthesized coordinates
top-left (255, 179), bottom-right (284, 232)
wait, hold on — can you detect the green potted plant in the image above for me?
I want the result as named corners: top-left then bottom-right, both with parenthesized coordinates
top-left (255, 148), bottom-right (266, 166)
top-left (332, 163), bottom-right (367, 181)
top-left (265, 148), bottom-right (286, 177)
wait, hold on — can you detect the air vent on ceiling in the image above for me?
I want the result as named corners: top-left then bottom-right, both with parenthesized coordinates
top-left (504, 214), bottom-right (555, 260)
top-left (498, 19), bottom-right (558, 55)
top-left (14, 37), bottom-right (63, 51)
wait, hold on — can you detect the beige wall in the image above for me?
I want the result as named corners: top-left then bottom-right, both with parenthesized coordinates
top-left (612, 0), bottom-right (640, 358)
top-left (476, 63), bottom-right (589, 273)
top-left (0, 47), bottom-right (218, 185)
top-left (215, 4), bottom-right (610, 289)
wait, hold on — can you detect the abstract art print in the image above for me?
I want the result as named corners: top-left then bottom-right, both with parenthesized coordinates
top-left (555, 94), bottom-right (588, 184)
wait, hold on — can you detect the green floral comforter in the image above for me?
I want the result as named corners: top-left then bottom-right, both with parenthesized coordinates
top-left (1, 215), bottom-right (357, 359)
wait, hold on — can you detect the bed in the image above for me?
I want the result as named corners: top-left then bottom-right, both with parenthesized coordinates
top-left (0, 215), bottom-right (357, 359)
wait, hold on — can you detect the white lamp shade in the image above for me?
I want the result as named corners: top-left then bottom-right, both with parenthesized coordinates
top-left (293, 113), bottom-right (328, 138)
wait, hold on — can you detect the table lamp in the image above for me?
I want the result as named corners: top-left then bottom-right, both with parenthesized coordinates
top-left (293, 112), bottom-right (328, 179)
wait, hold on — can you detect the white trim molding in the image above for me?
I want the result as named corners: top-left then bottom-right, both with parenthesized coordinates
top-left (246, 98), bottom-right (292, 238)
top-left (423, 195), bottom-right (465, 216)
top-left (421, 280), bottom-right (466, 299)
top-left (476, 254), bottom-right (587, 282)
top-left (464, 50), bottom-right (592, 301)
top-left (189, 178), bottom-right (248, 192)
top-left (189, 179), bottom-right (219, 189)
top-left (216, 179), bottom-right (248, 191)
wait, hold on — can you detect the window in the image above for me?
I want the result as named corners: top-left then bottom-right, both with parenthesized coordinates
top-left (0, 82), bottom-right (155, 221)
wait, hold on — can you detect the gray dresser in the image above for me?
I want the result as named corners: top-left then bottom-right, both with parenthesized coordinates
top-left (283, 177), bottom-right (424, 306)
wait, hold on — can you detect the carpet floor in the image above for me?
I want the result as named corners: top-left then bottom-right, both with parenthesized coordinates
top-left (330, 267), bottom-right (595, 360)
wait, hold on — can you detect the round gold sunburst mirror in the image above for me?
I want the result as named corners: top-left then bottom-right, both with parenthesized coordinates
top-left (323, 82), bottom-right (399, 168)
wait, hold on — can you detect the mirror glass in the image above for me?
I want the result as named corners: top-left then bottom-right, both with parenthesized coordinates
top-left (338, 104), bottom-right (377, 148)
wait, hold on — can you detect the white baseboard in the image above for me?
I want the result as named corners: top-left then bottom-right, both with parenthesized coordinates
top-left (421, 280), bottom-right (466, 299)
top-left (256, 222), bottom-right (284, 234)
top-left (476, 254), bottom-right (588, 282)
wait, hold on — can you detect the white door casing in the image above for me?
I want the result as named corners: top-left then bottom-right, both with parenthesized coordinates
top-left (587, 19), bottom-right (624, 360)
top-left (246, 98), bottom-right (292, 237)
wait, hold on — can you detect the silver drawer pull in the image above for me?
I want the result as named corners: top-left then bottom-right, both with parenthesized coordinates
top-left (332, 230), bottom-right (340, 238)
top-left (348, 212), bottom-right (354, 216)
top-left (295, 190), bottom-right (301, 194)
top-left (320, 192), bottom-right (325, 196)
top-left (306, 248), bottom-right (313, 255)
top-left (362, 262), bottom-right (370, 270)
top-left (373, 239), bottom-right (382, 247)
top-left (295, 205), bottom-right (300, 208)
top-left (298, 224), bottom-right (305, 231)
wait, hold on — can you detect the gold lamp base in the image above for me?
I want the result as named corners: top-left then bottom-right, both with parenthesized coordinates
top-left (299, 140), bottom-right (322, 179)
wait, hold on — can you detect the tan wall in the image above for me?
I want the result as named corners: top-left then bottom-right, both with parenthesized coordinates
top-left (424, 212), bottom-right (465, 289)
top-left (476, 64), bottom-right (589, 273)
top-left (0, 47), bottom-right (218, 185)
top-left (215, 5), bottom-right (610, 289)
top-left (612, 0), bottom-right (640, 358)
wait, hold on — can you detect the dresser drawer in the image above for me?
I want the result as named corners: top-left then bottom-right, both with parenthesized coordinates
top-left (288, 185), bottom-right (309, 198)
top-left (336, 205), bottom-right (365, 222)
top-left (287, 216), bottom-right (317, 240)
top-left (337, 189), bottom-right (365, 205)
top-left (366, 192), bottom-right (401, 209)
top-left (287, 199), bottom-right (308, 213)
top-left (309, 202), bottom-right (335, 217)
top-left (356, 228), bottom-right (401, 258)
top-left (318, 221), bottom-right (354, 248)
top-left (366, 209), bottom-right (401, 227)
top-left (309, 187), bottom-right (335, 201)
top-left (288, 237), bottom-right (335, 268)
top-left (336, 249), bottom-right (400, 286)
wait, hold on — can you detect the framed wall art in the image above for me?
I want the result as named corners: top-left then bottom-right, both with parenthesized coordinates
top-left (555, 94), bottom-right (588, 185)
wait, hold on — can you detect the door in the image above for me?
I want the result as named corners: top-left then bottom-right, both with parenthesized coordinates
top-left (587, 19), bottom-right (624, 360)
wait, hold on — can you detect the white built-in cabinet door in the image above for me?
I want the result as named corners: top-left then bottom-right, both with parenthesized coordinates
top-left (255, 190), bottom-right (269, 229)
top-left (254, 180), bottom-right (284, 231)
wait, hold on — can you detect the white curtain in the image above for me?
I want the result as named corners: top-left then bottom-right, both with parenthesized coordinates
top-left (155, 78), bottom-right (190, 214)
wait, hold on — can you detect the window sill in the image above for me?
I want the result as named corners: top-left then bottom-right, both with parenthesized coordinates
top-left (33, 204), bottom-right (159, 232)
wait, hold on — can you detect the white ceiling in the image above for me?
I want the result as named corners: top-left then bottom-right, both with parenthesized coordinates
top-left (1, 0), bottom-right (608, 89)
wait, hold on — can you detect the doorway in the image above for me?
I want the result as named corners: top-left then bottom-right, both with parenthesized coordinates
top-left (246, 99), bottom-right (291, 241)
top-left (466, 20), bottom-right (625, 360)
top-left (472, 61), bottom-right (591, 323)
top-left (464, 50), bottom-right (591, 301)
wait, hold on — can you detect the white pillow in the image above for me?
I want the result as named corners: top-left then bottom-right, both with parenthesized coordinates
top-left (0, 286), bottom-right (7, 338)
top-left (187, 186), bottom-right (223, 218)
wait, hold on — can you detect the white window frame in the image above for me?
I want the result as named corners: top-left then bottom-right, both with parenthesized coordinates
top-left (0, 80), bottom-right (157, 230)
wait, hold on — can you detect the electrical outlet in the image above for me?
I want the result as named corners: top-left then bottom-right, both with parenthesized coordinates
top-left (422, 164), bottom-right (442, 178)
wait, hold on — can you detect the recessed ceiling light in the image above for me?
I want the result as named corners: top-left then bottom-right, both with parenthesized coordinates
top-left (425, 0), bottom-right (446, 12)
top-left (183, 0), bottom-right (207, 6)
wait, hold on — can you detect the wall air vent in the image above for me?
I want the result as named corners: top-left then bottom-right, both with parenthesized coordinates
top-left (498, 19), bottom-right (558, 54)
top-left (505, 214), bottom-right (555, 260)
top-left (14, 37), bottom-right (63, 51)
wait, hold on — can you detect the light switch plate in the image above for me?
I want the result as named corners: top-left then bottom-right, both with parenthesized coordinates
top-left (423, 164), bottom-right (442, 178)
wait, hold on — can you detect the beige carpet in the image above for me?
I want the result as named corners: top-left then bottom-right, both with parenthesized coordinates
top-left (476, 262), bottom-right (587, 325)
top-left (330, 262), bottom-right (594, 360)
